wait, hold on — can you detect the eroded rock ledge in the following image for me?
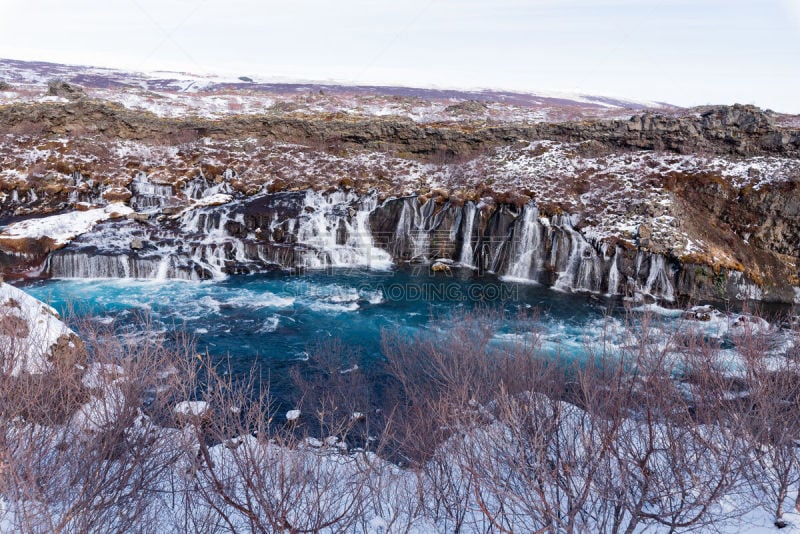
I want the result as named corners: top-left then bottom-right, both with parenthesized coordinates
top-left (1, 100), bottom-right (798, 159)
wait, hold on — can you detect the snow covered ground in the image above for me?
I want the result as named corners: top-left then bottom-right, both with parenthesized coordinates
top-left (3, 376), bottom-right (799, 532)
top-left (0, 203), bottom-right (133, 249)
top-left (0, 281), bottom-right (74, 375)
top-left (0, 58), bottom-right (675, 123)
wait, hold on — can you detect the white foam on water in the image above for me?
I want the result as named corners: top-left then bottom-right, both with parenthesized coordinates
top-left (258, 316), bottom-right (280, 333)
top-left (307, 300), bottom-right (360, 313)
top-left (225, 292), bottom-right (296, 309)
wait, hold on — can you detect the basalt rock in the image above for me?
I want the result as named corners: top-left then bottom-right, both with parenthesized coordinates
top-left (47, 80), bottom-right (86, 101)
top-left (0, 100), bottom-right (797, 159)
top-left (0, 183), bottom-right (792, 302)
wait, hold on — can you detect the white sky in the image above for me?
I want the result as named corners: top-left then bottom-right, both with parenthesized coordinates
top-left (1, 0), bottom-right (799, 112)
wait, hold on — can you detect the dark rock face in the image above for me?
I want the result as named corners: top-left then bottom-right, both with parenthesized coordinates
top-left (445, 100), bottom-right (489, 115)
top-left (538, 105), bottom-right (800, 157)
top-left (0, 185), bottom-right (787, 302)
top-left (0, 101), bottom-right (797, 159)
top-left (658, 170), bottom-right (800, 301)
top-left (47, 80), bottom-right (86, 101)
top-left (365, 196), bottom-right (784, 302)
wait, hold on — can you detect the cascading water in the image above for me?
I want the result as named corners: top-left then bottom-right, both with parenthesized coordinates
top-left (67, 172), bottom-right (91, 205)
top-left (47, 250), bottom-right (200, 280)
top-left (183, 174), bottom-right (234, 201)
top-left (392, 198), bottom-right (434, 261)
top-left (504, 204), bottom-right (542, 282)
top-left (459, 201), bottom-right (478, 268)
top-left (291, 190), bottom-right (392, 269)
top-left (37, 178), bottom-right (690, 302)
top-left (634, 252), bottom-right (675, 301)
top-left (130, 172), bottom-right (174, 211)
top-left (606, 245), bottom-right (621, 296)
top-left (550, 215), bottom-right (603, 293)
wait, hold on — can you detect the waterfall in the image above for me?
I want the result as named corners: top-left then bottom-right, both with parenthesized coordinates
top-left (154, 256), bottom-right (172, 280)
top-left (552, 215), bottom-right (602, 292)
top-left (639, 253), bottom-right (675, 301)
top-left (46, 187), bottom-right (396, 280)
top-left (731, 271), bottom-right (763, 301)
top-left (68, 172), bottom-right (89, 205)
top-left (459, 201), bottom-right (477, 268)
top-left (187, 244), bottom-right (229, 280)
top-left (392, 201), bottom-right (411, 259)
top-left (131, 172), bottom-right (174, 211)
top-left (183, 175), bottom-right (233, 200)
top-left (36, 186), bottom-right (664, 300)
top-left (181, 206), bottom-right (239, 239)
top-left (47, 251), bottom-right (199, 280)
top-left (504, 204), bottom-right (542, 281)
top-left (606, 246), bottom-right (621, 295)
top-left (391, 198), bottom-right (435, 261)
top-left (349, 194), bottom-right (393, 268)
top-left (295, 190), bottom-right (392, 269)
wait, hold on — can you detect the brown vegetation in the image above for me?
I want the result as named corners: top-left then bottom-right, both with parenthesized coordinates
top-left (2, 305), bottom-right (800, 531)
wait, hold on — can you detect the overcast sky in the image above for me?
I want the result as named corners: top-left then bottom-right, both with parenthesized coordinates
top-left (1, 0), bottom-right (798, 112)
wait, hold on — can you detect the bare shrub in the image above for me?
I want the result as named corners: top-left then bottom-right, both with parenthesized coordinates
top-left (3, 296), bottom-right (799, 532)
top-left (0, 314), bottom-right (190, 533)
top-left (378, 307), bottom-right (755, 532)
top-left (735, 315), bottom-right (800, 526)
top-left (290, 338), bottom-right (373, 446)
top-left (173, 356), bottom-right (368, 533)
top-left (602, 333), bottom-right (745, 533)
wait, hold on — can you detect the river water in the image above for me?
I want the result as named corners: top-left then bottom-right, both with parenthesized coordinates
top-left (20, 266), bottom-right (789, 407)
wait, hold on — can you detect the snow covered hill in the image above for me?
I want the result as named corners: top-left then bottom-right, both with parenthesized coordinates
top-left (0, 58), bottom-right (677, 122)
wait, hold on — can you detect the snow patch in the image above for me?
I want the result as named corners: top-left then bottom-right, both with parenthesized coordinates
top-left (0, 203), bottom-right (134, 249)
top-left (173, 400), bottom-right (211, 418)
top-left (0, 282), bottom-right (73, 376)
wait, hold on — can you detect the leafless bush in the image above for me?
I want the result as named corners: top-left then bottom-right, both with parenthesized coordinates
top-left (0, 314), bottom-right (190, 533)
top-left (3, 298), bottom-right (800, 532)
top-left (734, 314), bottom-right (800, 527)
top-left (375, 307), bottom-right (763, 532)
top-left (379, 307), bottom-right (540, 465)
top-left (172, 356), bottom-right (368, 533)
top-left (290, 338), bottom-right (374, 445)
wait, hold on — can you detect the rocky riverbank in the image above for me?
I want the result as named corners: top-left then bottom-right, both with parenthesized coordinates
top-left (0, 84), bottom-right (798, 303)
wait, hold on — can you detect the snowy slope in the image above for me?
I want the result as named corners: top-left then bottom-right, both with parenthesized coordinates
top-left (0, 281), bottom-right (74, 375)
top-left (0, 203), bottom-right (133, 251)
top-left (0, 58), bottom-right (678, 123)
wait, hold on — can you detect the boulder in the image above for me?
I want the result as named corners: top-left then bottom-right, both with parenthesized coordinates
top-left (47, 80), bottom-right (86, 101)
top-left (431, 261), bottom-right (451, 273)
top-left (126, 212), bottom-right (150, 223)
top-left (102, 186), bottom-right (133, 203)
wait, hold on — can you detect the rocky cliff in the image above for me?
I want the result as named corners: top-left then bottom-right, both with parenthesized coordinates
top-left (0, 93), bottom-right (798, 304)
top-left (1, 99), bottom-right (798, 159)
